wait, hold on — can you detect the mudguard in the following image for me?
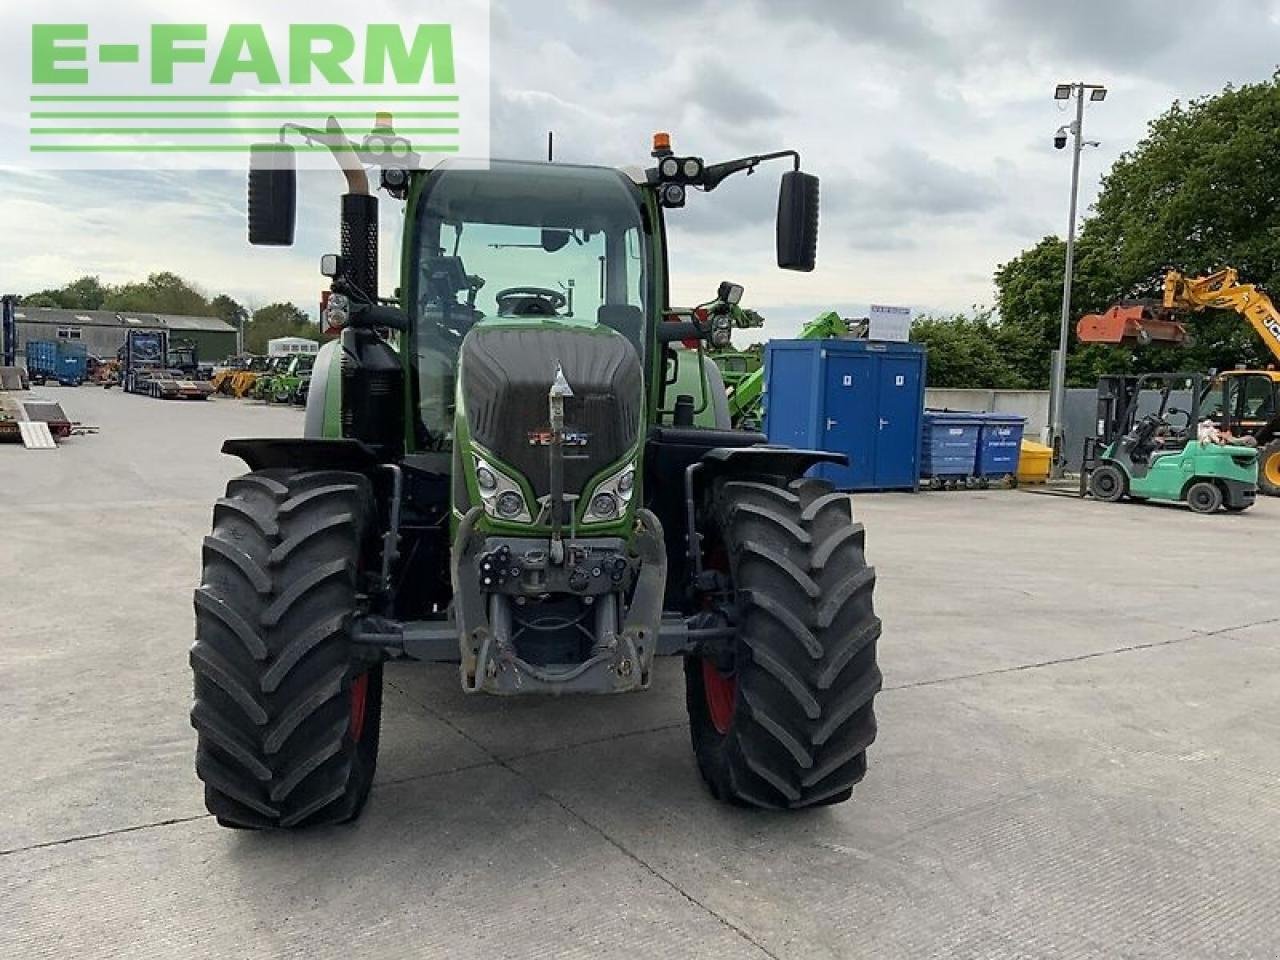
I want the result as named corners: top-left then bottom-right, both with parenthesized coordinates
top-left (303, 338), bottom-right (343, 438)
top-left (222, 438), bottom-right (381, 473)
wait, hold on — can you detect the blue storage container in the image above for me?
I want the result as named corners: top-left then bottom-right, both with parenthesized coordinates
top-left (922, 411), bottom-right (982, 480)
top-left (763, 340), bottom-right (926, 491)
top-left (974, 413), bottom-right (1026, 479)
top-left (24, 340), bottom-right (59, 382)
top-left (56, 341), bottom-right (87, 385)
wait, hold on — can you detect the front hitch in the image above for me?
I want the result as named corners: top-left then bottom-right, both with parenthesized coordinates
top-left (451, 507), bottom-right (667, 695)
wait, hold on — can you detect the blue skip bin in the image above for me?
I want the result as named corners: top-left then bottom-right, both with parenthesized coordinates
top-left (922, 411), bottom-right (982, 485)
top-left (975, 414), bottom-right (1026, 481)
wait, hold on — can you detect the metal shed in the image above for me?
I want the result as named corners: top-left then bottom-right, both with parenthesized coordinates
top-left (14, 308), bottom-right (155, 361)
top-left (14, 307), bottom-right (235, 364)
top-left (154, 315), bottom-right (238, 363)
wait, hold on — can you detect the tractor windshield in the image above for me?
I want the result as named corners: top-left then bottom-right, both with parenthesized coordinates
top-left (408, 160), bottom-right (652, 444)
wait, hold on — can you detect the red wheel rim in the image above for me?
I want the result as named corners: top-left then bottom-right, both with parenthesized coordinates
top-left (349, 672), bottom-right (370, 743)
top-left (701, 659), bottom-right (737, 735)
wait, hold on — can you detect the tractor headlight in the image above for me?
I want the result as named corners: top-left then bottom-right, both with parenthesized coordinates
top-left (496, 491), bottom-right (526, 520)
top-left (583, 457), bottom-right (638, 524)
top-left (326, 293), bottom-right (350, 329)
top-left (710, 314), bottom-right (733, 348)
top-left (472, 454), bottom-right (532, 523)
top-left (589, 492), bottom-right (619, 520)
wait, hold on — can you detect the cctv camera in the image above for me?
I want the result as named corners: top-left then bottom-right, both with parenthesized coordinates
top-left (1054, 133), bottom-right (1067, 149)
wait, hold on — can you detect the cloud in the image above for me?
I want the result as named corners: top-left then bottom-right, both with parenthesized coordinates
top-left (684, 61), bottom-right (787, 124)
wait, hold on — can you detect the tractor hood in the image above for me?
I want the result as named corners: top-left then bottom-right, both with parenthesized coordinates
top-left (458, 321), bottom-right (642, 503)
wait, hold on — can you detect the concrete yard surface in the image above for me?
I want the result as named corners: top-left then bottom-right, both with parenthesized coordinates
top-left (3, 386), bottom-right (1279, 959)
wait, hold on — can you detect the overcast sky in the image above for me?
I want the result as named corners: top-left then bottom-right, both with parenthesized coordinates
top-left (2, 0), bottom-right (1278, 338)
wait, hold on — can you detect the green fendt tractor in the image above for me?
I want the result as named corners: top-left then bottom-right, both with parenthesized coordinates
top-left (190, 121), bottom-right (882, 829)
top-left (256, 353), bottom-right (315, 405)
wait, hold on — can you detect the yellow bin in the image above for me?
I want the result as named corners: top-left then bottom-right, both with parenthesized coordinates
top-left (1017, 439), bottom-right (1052, 485)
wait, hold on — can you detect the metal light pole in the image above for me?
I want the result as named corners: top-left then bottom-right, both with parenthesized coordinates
top-left (1049, 81), bottom-right (1106, 477)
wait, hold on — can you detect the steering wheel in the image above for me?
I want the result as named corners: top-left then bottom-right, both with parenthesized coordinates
top-left (1124, 414), bottom-right (1165, 457)
top-left (496, 286), bottom-right (567, 317)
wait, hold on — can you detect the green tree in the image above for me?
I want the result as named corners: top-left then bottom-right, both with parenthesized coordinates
top-left (910, 311), bottom-right (1023, 388)
top-left (995, 73), bottom-right (1280, 386)
top-left (210, 293), bottom-right (249, 351)
top-left (102, 271), bottom-right (212, 316)
top-left (245, 302), bottom-right (316, 354)
top-left (210, 294), bottom-right (248, 328)
top-left (22, 275), bottom-right (109, 309)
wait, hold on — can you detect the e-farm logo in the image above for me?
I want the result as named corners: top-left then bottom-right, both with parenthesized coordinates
top-left (14, 8), bottom-right (490, 170)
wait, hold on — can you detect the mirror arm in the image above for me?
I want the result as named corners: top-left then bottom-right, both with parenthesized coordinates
top-left (701, 149), bottom-right (800, 192)
top-left (275, 118), bottom-right (370, 194)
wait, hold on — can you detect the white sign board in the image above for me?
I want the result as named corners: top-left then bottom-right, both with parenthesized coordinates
top-left (868, 304), bottom-right (913, 342)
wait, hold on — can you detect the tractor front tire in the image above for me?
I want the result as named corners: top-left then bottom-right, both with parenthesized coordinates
top-left (191, 469), bottom-right (383, 829)
top-left (1258, 440), bottom-right (1280, 497)
top-left (686, 477), bottom-right (882, 809)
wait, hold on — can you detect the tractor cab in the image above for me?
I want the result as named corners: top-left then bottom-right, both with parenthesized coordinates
top-left (405, 159), bottom-right (652, 446)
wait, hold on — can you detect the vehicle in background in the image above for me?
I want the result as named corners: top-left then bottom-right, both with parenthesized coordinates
top-left (267, 336), bottom-right (320, 358)
top-left (1078, 266), bottom-right (1280, 495)
top-left (112, 329), bottom-right (212, 400)
top-left (254, 353), bottom-right (315, 404)
top-left (1081, 372), bottom-right (1257, 513)
top-left (212, 354), bottom-right (272, 397)
top-left (167, 338), bottom-right (205, 379)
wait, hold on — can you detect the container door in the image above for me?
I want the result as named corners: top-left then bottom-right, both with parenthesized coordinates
top-left (820, 353), bottom-right (876, 489)
top-left (874, 355), bottom-right (922, 489)
top-left (765, 347), bottom-right (819, 448)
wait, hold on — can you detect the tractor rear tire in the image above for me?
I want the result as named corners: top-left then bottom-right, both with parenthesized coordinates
top-left (686, 477), bottom-right (882, 809)
top-left (1258, 440), bottom-right (1280, 497)
top-left (190, 469), bottom-right (383, 829)
top-left (1187, 481), bottom-right (1223, 514)
top-left (1089, 464), bottom-right (1126, 503)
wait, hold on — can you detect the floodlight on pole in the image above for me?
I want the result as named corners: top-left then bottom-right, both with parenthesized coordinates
top-left (1048, 81), bottom-right (1107, 479)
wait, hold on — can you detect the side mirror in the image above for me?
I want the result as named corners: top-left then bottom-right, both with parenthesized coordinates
top-left (717, 281), bottom-right (744, 305)
top-left (777, 170), bottom-right (819, 272)
top-left (248, 144), bottom-right (297, 246)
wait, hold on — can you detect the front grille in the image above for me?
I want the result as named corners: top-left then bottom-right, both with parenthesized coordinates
top-left (460, 325), bottom-right (642, 498)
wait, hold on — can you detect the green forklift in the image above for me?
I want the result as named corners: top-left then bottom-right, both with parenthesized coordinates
top-left (1082, 373), bottom-right (1258, 513)
top-left (189, 121), bottom-right (882, 829)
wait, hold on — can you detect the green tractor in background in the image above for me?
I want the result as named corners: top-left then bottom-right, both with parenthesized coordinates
top-left (707, 307), bottom-right (765, 389)
top-left (254, 353), bottom-right (315, 405)
top-left (1083, 373), bottom-right (1258, 513)
top-left (190, 121), bottom-right (882, 829)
